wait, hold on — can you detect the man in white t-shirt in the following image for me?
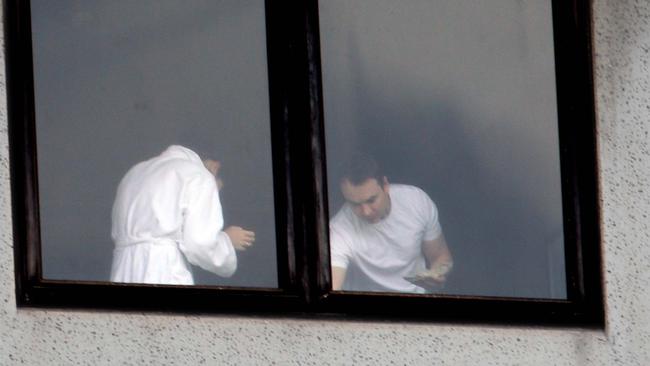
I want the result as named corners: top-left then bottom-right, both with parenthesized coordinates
top-left (330, 154), bottom-right (453, 293)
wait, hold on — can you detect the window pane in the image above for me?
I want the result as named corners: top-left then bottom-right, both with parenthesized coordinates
top-left (32, 0), bottom-right (278, 287)
top-left (320, 0), bottom-right (566, 298)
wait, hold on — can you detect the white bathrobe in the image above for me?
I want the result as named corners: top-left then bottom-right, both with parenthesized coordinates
top-left (110, 145), bottom-right (236, 285)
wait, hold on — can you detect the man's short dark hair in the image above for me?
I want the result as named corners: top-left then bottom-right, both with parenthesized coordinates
top-left (339, 152), bottom-right (385, 186)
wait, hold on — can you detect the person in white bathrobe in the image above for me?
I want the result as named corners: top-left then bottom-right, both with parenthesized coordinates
top-left (110, 145), bottom-right (255, 285)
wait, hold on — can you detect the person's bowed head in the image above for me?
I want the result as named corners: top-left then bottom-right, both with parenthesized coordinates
top-left (202, 159), bottom-right (224, 190)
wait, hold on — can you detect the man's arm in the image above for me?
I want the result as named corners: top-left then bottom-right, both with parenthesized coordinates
top-left (203, 159), bottom-right (254, 251)
top-left (332, 266), bottom-right (347, 290)
top-left (423, 234), bottom-right (452, 270)
top-left (412, 188), bottom-right (452, 285)
top-left (181, 174), bottom-right (238, 277)
top-left (405, 235), bottom-right (452, 291)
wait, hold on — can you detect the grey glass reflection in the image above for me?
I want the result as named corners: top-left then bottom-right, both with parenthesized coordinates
top-left (320, 0), bottom-right (566, 298)
top-left (32, 0), bottom-right (277, 287)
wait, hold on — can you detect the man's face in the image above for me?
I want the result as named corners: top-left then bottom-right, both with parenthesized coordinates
top-left (341, 177), bottom-right (390, 224)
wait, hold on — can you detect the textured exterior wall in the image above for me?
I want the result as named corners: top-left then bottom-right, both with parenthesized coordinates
top-left (0, 1), bottom-right (649, 365)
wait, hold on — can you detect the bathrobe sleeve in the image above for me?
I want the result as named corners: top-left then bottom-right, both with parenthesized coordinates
top-left (179, 172), bottom-right (237, 277)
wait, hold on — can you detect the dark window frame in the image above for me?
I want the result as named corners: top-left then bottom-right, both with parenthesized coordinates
top-left (5, 0), bottom-right (603, 326)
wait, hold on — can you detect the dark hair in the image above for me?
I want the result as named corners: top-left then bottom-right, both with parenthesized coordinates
top-left (338, 152), bottom-right (385, 186)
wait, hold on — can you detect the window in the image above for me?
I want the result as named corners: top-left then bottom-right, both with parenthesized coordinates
top-left (6, 0), bottom-right (603, 325)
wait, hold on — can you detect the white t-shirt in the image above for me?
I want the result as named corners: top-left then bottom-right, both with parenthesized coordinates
top-left (330, 184), bottom-right (442, 293)
top-left (110, 145), bottom-right (237, 285)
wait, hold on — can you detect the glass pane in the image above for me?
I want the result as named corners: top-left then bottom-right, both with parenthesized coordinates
top-left (32, 0), bottom-right (278, 287)
top-left (320, 0), bottom-right (566, 298)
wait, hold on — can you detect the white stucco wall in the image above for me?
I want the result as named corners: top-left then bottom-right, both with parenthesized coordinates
top-left (1, 1), bottom-right (648, 364)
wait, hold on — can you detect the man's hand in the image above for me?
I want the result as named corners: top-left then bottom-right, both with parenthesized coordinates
top-left (224, 226), bottom-right (255, 251)
top-left (419, 262), bottom-right (453, 282)
top-left (406, 262), bottom-right (453, 292)
top-left (419, 235), bottom-right (453, 290)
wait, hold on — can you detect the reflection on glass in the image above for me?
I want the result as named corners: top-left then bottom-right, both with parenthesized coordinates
top-left (320, 0), bottom-right (566, 298)
top-left (32, 0), bottom-right (277, 287)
